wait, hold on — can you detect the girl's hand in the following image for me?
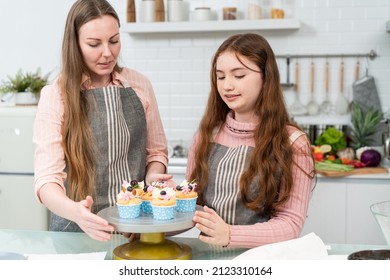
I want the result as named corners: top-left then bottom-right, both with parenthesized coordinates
top-left (193, 206), bottom-right (230, 247)
top-left (75, 196), bottom-right (115, 241)
top-left (145, 173), bottom-right (173, 185)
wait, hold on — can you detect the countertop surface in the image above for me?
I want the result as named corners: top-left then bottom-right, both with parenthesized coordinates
top-left (1, 229), bottom-right (389, 260)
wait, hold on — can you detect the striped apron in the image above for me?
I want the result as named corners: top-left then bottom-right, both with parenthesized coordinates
top-left (204, 130), bottom-right (305, 225)
top-left (49, 86), bottom-right (147, 232)
top-left (203, 143), bottom-right (269, 225)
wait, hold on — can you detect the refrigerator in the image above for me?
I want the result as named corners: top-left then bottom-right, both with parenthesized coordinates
top-left (0, 106), bottom-right (48, 230)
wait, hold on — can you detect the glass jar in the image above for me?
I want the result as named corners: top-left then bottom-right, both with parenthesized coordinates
top-left (223, 7), bottom-right (237, 20)
top-left (271, 0), bottom-right (285, 19)
top-left (247, 0), bottom-right (263, 20)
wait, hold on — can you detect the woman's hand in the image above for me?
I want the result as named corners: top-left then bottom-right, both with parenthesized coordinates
top-left (75, 195), bottom-right (115, 242)
top-left (145, 161), bottom-right (173, 184)
top-left (193, 206), bottom-right (230, 247)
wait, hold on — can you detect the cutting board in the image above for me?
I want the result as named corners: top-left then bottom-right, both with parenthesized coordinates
top-left (316, 166), bottom-right (388, 177)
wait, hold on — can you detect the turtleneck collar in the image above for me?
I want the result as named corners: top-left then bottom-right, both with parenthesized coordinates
top-left (225, 111), bottom-right (258, 135)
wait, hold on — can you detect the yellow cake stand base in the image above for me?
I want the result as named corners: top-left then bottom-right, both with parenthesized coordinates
top-left (113, 232), bottom-right (192, 260)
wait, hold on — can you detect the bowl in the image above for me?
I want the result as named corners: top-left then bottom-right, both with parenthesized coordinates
top-left (348, 249), bottom-right (390, 260)
top-left (370, 201), bottom-right (390, 245)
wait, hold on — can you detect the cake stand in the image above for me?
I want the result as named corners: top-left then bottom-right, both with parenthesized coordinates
top-left (97, 206), bottom-right (197, 260)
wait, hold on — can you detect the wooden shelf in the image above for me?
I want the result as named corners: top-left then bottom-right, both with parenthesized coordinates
top-left (121, 19), bottom-right (300, 34)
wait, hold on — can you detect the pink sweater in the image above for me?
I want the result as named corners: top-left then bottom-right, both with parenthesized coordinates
top-left (186, 112), bottom-right (314, 248)
top-left (33, 68), bottom-right (168, 201)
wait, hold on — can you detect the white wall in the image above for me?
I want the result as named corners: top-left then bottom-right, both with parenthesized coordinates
top-left (1, 0), bottom-right (389, 148)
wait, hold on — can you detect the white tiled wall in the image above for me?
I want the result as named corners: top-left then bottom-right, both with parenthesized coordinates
top-left (110, 0), bottom-right (390, 146)
top-left (1, 0), bottom-right (389, 148)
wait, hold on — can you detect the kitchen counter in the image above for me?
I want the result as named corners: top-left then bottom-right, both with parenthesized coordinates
top-left (0, 229), bottom-right (389, 260)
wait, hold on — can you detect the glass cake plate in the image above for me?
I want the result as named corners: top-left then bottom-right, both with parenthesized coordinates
top-left (97, 205), bottom-right (197, 233)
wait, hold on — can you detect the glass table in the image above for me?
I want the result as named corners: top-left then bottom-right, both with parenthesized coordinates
top-left (0, 229), bottom-right (389, 260)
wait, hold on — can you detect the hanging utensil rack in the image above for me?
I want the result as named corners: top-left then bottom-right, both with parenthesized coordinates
top-left (279, 50), bottom-right (378, 88)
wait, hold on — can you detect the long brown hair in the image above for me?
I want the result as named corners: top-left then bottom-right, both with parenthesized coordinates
top-left (190, 33), bottom-right (312, 216)
top-left (60, 0), bottom-right (121, 201)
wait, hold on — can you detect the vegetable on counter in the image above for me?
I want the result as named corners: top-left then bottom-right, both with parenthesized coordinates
top-left (315, 127), bottom-right (347, 154)
top-left (315, 160), bottom-right (354, 172)
top-left (360, 149), bottom-right (381, 167)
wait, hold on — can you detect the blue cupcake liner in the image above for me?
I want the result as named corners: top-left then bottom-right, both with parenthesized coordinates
top-left (152, 205), bottom-right (176, 220)
top-left (117, 202), bottom-right (141, 219)
top-left (176, 197), bottom-right (197, 213)
top-left (141, 200), bottom-right (153, 214)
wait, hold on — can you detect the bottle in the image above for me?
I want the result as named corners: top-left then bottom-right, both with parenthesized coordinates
top-left (126, 0), bottom-right (136, 22)
top-left (154, 0), bottom-right (165, 22)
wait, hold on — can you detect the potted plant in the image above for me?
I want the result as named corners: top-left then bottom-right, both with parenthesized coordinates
top-left (0, 68), bottom-right (49, 105)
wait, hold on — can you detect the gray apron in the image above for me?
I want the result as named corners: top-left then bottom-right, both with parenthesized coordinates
top-left (203, 143), bottom-right (270, 225)
top-left (49, 86), bottom-right (147, 232)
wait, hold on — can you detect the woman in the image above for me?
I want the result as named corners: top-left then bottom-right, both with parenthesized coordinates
top-left (33, 0), bottom-right (171, 241)
top-left (188, 33), bottom-right (315, 248)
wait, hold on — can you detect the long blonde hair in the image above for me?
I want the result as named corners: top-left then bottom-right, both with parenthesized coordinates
top-left (60, 0), bottom-right (121, 201)
top-left (190, 33), bottom-right (313, 216)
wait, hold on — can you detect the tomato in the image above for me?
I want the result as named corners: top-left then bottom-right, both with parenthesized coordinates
top-left (340, 157), bottom-right (352, 165)
top-left (353, 160), bottom-right (366, 168)
top-left (326, 155), bottom-right (336, 161)
top-left (314, 152), bottom-right (324, 161)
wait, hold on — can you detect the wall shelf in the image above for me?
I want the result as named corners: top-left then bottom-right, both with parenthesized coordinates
top-left (121, 19), bottom-right (300, 34)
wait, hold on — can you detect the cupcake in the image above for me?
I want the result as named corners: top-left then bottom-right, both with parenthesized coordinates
top-left (122, 179), bottom-right (145, 197)
top-left (151, 186), bottom-right (176, 220)
top-left (141, 184), bottom-right (154, 214)
top-left (175, 179), bottom-right (198, 213)
top-left (116, 182), bottom-right (142, 219)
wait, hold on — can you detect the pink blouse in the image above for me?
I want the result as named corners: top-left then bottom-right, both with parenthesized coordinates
top-left (186, 112), bottom-right (315, 248)
top-left (33, 68), bottom-right (168, 201)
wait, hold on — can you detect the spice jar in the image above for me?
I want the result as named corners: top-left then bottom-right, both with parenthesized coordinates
top-left (223, 7), bottom-right (237, 20)
top-left (271, 0), bottom-right (285, 18)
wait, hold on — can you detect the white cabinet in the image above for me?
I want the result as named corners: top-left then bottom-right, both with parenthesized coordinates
top-left (301, 181), bottom-right (347, 244)
top-left (346, 181), bottom-right (389, 245)
top-left (0, 106), bottom-right (49, 230)
top-left (0, 174), bottom-right (49, 230)
top-left (301, 176), bottom-right (390, 245)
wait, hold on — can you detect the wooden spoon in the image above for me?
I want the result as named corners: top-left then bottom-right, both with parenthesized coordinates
top-left (335, 60), bottom-right (349, 115)
top-left (306, 61), bottom-right (320, 115)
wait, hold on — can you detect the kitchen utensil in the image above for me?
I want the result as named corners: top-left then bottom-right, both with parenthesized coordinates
top-left (306, 61), bottom-right (320, 115)
top-left (383, 132), bottom-right (390, 160)
top-left (370, 201), bottom-right (390, 245)
top-left (289, 61), bottom-right (307, 116)
top-left (335, 60), bottom-right (349, 115)
top-left (352, 60), bottom-right (382, 115)
top-left (320, 61), bottom-right (334, 114)
top-left (348, 59), bottom-right (361, 111)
